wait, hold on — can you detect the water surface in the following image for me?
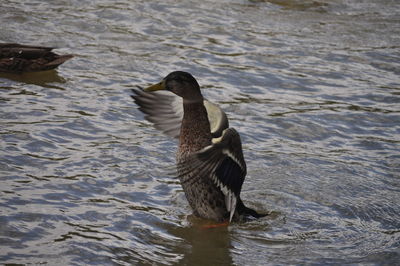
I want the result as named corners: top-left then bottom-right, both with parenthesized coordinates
top-left (1, 0), bottom-right (400, 265)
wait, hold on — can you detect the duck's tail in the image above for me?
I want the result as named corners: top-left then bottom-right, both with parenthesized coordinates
top-left (237, 199), bottom-right (268, 220)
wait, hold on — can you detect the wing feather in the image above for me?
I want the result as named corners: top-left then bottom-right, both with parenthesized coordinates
top-left (131, 87), bottom-right (183, 138)
top-left (131, 87), bottom-right (229, 139)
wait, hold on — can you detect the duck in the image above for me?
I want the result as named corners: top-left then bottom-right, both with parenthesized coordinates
top-left (0, 43), bottom-right (73, 73)
top-left (131, 71), bottom-right (265, 222)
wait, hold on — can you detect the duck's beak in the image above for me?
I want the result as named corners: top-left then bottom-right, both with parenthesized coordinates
top-left (144, 81), bottom-right (165, 92)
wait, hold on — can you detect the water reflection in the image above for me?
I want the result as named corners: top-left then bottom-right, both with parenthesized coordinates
top-left (0, 70), bottom-right (67, 86)
top-left (170, 220), bottom-right (233, 266)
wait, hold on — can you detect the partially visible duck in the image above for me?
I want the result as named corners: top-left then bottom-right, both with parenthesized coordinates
top-left (0, 43), bottom-right (73, 73)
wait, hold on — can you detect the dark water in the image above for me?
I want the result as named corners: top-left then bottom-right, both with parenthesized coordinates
top-left (1, 0), bottom-right (400, 265)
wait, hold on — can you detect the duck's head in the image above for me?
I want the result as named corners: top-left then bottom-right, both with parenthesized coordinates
top-left (144, 71), bottom-right (203, 103)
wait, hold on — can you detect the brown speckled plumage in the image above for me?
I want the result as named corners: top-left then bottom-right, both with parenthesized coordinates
top-left (178, 101), bottom-right (212, 155)
top-left (177, 101), bottom-right (229, 221)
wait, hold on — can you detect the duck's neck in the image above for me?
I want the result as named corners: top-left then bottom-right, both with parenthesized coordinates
top-left (178, 100), bottom-right (211, 156)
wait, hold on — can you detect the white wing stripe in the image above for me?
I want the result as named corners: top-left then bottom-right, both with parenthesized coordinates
top-left (222, 149), bottom-right (245, 173)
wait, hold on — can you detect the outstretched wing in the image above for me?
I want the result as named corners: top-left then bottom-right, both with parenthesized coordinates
top-left (131, 87), bottom-right (229, 139)
top-left (178, 128), bottom-right (246, 222)
top-left (131, 87), bottom-right (183, 138)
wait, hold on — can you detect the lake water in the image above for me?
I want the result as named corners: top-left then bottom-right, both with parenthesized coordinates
top-left (1, 0), bottom-right (399, 265)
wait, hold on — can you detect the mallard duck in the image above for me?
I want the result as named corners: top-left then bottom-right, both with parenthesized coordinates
top-left (0, 43), bottom-right (73, 73)
top-left (131, 71), bottom-right (265, 222)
